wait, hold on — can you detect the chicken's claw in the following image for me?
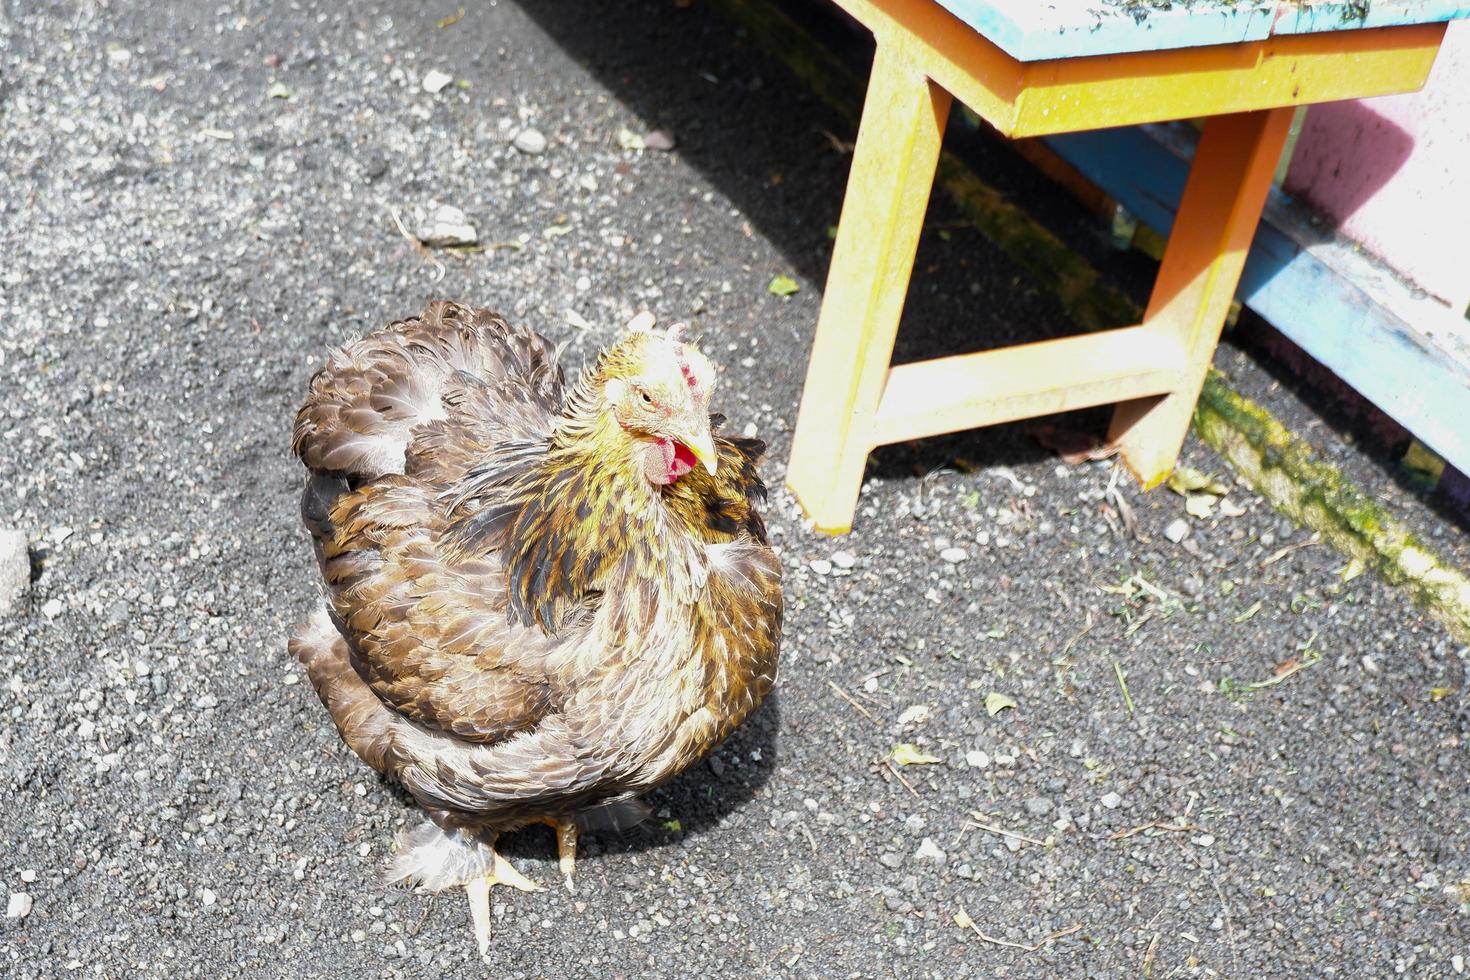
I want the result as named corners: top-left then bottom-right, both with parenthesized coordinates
top-left (465, 844), bottom-right (542, 956)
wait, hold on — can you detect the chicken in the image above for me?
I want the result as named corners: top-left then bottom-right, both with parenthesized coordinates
top-left (287, 301), bottom-right (782, 954)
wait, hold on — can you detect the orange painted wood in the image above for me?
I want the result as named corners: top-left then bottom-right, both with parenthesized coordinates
top-left (785, 43), bottom-right (952, 534)
top-left (871, 325), bottom-right (1186, 445)
top-left (831, 0), bottom-right (1445, 135)
top-left (1109, 108), bottom-right (1296, 486)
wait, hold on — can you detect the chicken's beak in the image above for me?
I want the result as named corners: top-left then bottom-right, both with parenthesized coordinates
top-left (678, 424), bottom-right (719, 476)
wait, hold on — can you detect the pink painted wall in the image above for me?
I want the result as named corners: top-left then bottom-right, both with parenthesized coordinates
top-left (1283, 20), bottom-right (1470, 312)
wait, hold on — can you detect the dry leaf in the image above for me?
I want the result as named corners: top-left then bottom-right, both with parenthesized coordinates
top-left (1430, 687), bottom-right (1456, 702)
top-left (1232, 600), bottom-right (1263, 624)
top-left (616, 127), bottom-right (645, 151)
top-left (984, 692), bottom-right (1017, 717)
top-left (1167, 466), bottom-right (1230, 496)
top-left (897, 704), bottom-right (931, 726)
top-left (767, 274), bottom-right (799, 297)
top-left (1185, 493), bottom-right (1217, 519)
top-left (1027, 425), bottom-right (1118, 465)
top-left (1219, 497), bottom-right (1247, 518)
top-left (892, 744), bottom-right (943, 766)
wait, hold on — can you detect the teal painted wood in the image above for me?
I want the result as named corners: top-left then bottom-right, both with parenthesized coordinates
top-left (1044, 125), bottom-right (1470, 474)
top-left (934, 0), bottom-right (1470, 62)
top-left (1274, 1), bottom-right (1470, 36)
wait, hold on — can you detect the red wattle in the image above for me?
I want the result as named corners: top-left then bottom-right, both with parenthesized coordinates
top-left (669, 441), bottom-right (697, 479)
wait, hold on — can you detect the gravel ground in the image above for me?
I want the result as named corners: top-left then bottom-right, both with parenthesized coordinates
top-left (2, 1), bottom-right (1468, 977)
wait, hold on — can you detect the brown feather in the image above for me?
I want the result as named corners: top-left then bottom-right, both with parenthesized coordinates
top-left (290, 301), bottom-right (782, 839)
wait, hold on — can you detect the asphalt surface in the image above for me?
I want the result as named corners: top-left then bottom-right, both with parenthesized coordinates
top-left (2, 1), bottom-right (1468, 977)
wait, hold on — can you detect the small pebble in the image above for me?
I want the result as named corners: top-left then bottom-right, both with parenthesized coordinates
top-left (1100, 791), bottom-right (1121, 810)
top-left (6, 893), bottom-right (31, 919)
top-left (643, 129), bottom-right (676, 152)
top-left (1023, 796), bottom-right (1053, 817)
top-left (879, 851), bottom-right (903, 869)
top-left (41, 597), bottom-right (63, 619)
top-left (914, 838), bottom-right (946, 866)
top-left (19, 870), bottom-right (36, 883)
top-left (830, 550), bottom-right (856, 570)
top-left (0, 528), bottom-right (29, 616)
top-left (421, 69), bottom-right (453, 94)
top-left (809, 559), bottom-right (832, 576)
top-left (939, 547), bottom-right (967, 564)
top-left (416, 204), bottom-right (478, 247)
top-left (965, 750), bottom-right (990, 769)
top-left (201, 888), bottom-right (217, 907)
top-left (513, 128), bottom-right (547, 154)
top-left (1163, 518), bottom-right (1189, 543)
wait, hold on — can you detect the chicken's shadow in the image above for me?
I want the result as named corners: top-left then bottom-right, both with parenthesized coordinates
top-left (483, 690), bottom-right (782, 864)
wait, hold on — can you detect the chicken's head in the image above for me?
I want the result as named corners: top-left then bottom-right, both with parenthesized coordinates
top-left (598, 316), bottom-right (718, 486)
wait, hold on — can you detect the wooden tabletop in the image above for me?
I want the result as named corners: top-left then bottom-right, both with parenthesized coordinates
top-left (933, 0), bottom-right (1470, 61)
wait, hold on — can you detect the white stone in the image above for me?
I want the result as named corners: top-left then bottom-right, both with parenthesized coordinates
top-left (415, 204), bottom-right (478, 247)
top-left (830, 550), bottom-right (856, 569)
top-left (808, 559), bottom-right (832, 576)
top-left (201, 888), bottom-right (217, 907)
top-left (421, 69), bottom-right (453, 94)
top-left (1163, 518), bottom-right (1189, 543)
top-left (965, 750), bottom-right (990, 769)
top-left (0, 529), bottom-right (28, 616)
top-left (897, 704), bottom-right (930, 726)
top-left (6, 893), bottom-right (31, 919)
top-left (513, 128), bottom-right (547, 154)
top-left (1100, 791), bottom-right (1121, 810)
top-left (41, 597), bottom-right (62, 619)
top-left (19, 870), bottom-right (35, 884)
top-left (914, 838), bottom-right (947, 866)
top-left (939, 547), bottom-right (967, 564)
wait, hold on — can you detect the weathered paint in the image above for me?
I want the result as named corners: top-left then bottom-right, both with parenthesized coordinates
top-left (1283, 20), bottom-right (1470, 310)
top-left (933, 0), bottom-right (1469, 62)
top-left (833, 0), bottom-right (1449, 139)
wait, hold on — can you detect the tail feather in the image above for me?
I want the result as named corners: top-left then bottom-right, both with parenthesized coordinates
top-left (387, 822), bottom-right (497, 892)
top-left (572, 798), bottom-right (651, 835)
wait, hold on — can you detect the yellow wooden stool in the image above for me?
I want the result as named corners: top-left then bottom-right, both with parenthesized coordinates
top-left (785, 0), bottom-right (1460, 533)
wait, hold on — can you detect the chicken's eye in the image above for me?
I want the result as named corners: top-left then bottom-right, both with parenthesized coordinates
top-left (638, 390), bottom-right (653, 405)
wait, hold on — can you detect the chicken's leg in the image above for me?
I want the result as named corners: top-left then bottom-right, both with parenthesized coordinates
top-left (538, 816), bottom-right (580, 893)
top-left (465, 842), bottom-right (542, 956)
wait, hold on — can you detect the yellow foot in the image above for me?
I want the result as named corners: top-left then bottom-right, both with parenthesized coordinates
top-left (538, 817), bottom-right (580, 894)
top-left (465, 845), bottom-right (542, 956)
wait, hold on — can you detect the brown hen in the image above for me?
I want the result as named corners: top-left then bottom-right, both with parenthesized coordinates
top-left (288, 302), bottom-right (782, 954)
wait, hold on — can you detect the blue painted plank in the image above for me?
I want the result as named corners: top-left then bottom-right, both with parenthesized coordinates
top-left (1043, 125), bottom-right (1470, 473)
top-left (932, 0), bottom-right (1470, 62)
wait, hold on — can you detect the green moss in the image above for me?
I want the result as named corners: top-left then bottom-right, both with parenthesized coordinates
top-left (1196, 375), bottom-right (1470, 638)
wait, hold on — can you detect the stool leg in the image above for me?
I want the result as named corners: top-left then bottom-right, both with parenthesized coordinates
top-left (1109, 108), bottom-right (1294, 487)
top-left (786, 43), bottom-right (951, 533)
